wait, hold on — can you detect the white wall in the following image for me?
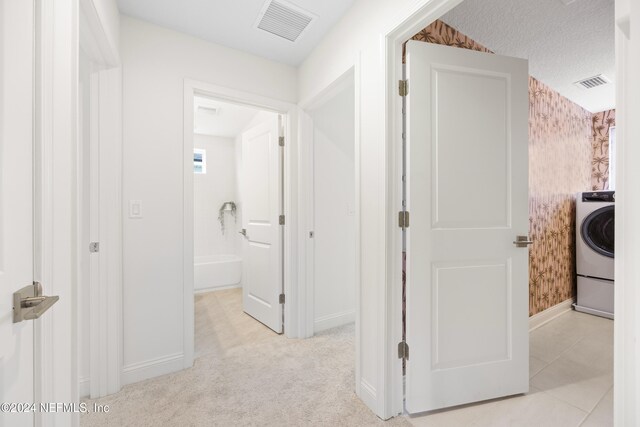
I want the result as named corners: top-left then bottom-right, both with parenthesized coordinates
top-left (193, 135), bottom-right (239, 258)
top-left (78, 54), bottom-right (92, 398)
top-left (120, 15), bottom-right (297, 384)
top-left (298, 0), bottom-right (438, 418)
top-left (310, 83), bottom-right (356, 332)
top-left (81, 0), bottom-right (120, 65)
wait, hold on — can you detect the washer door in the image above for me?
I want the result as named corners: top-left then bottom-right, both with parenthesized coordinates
top-left (581, 205), bottom-right (615, 258)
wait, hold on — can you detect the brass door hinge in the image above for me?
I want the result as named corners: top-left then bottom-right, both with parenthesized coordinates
top-left (398, 211), bottom-right (410, 229)
top-left (399, 80), bottom-right (408, 96)
top-left (398, 341), bottom-right (409, 360)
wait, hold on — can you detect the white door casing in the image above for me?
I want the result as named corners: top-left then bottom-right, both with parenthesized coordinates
top-left (241, 116), bottom-right (284, 333)
top-left (0, 0), bottom-right (35, 425)
top-left (405, 41), bottom-right (530, 412)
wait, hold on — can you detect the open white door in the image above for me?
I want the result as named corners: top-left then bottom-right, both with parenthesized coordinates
top-left (1, 1), bottom-right (35, 425)
top-left (405, 41), bottom-right (530, 413)
top-left (240, 116), bottom-right (284, 333)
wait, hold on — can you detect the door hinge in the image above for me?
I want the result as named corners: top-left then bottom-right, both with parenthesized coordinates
top-left (398, 341), bottom-right (409, 360)
top-left (279, 293), bottom-right (285, 304)
top-left (279, 136), bottom-right (285, 147)
top-left (279, 214), bottom-right (285, 225)
top-left (399, 79), bottom-right (408, 96)
top-left (89, 242), bottom-right (100, 253)
top-left (398, 211), bottom-right (410, 228)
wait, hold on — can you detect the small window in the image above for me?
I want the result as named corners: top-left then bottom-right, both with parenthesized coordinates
top-left (608, 127), bottom-right (616, 190)
top-left (194, 148), bottom-right (206, 174)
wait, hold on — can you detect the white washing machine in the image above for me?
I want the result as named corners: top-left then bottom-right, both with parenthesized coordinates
top-left (575, 190), bottom-right (615, 319)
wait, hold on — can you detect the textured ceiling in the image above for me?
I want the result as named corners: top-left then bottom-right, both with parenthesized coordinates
top-left (116, 0), bottom-right (355, 66)
top-left (441, 0), bottom-right (615, 113)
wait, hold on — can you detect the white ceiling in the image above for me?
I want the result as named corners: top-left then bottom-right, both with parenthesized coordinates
top-left (194, 96), bottom-right (261, 137)
top-left (116, 0), bottom-right (355, 66)
top-left (441, 0), bottom-right (615, 113)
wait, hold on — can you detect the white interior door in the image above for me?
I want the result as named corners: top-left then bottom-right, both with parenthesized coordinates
top-left (241, 116), bottom-right (283, 333)
top-left (0, 0), bottom-right (35, 425)
top-left (405, 40), bottom-right (530, 413)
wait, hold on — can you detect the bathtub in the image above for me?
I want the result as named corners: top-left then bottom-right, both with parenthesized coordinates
top-left (194, 254), bottom-right (242, 293)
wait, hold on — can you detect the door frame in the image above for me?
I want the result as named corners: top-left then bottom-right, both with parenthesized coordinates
top-left (613, 1), bottom-right (636, 424)
top-left (34, 0), bottom-right (122, 422)
top-left (182, 79), bottom-right (298, 368)
top-left (75, 0), bottom-right (123, 401)
top-left (298, 66), bottom-right (359, 339)
top-left (384, 0), bottom-right (633, 420)
top-left (33, 0), bottom-right (80, 425)
top-left (383, 0), bottom-right (466, 416)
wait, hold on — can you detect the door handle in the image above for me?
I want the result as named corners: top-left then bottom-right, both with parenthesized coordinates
top-left (13, 282), bottom-right (59, 323)
top-left (239, 228), bottom-right (247, 238)
top-left (513, 235), bottom-right (534, 248)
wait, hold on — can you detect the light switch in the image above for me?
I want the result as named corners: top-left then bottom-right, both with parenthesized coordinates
top-left (129, 200), bottom-right (142, 218)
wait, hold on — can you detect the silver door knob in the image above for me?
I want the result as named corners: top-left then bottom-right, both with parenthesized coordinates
top-left (513, 235), bottom-right (534, 248)
top-left (239, 229), bottom-right (247, 237)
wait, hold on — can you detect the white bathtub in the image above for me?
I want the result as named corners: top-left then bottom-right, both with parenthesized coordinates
top-left (194, 254), bottom-right (242, 292)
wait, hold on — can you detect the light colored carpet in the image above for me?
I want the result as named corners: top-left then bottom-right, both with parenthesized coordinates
top-left (81, 288), bottom-right (410, 427)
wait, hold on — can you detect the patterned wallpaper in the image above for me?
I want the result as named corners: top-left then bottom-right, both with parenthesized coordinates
top-left (591, 109), bottom-right (616, 190)
top-left (408, 20), bottom-right (594, 316)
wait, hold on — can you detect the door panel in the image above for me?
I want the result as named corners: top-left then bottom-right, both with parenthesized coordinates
top-left (241, 116), bottom-right (283, 333)
top-left (0, 0), bottom-right (35, 425)
top-left (405, 41), bottom-right (529, 413)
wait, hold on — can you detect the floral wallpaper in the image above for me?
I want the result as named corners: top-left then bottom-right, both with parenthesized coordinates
top-left (591, 109), bottom-right (616, 190)
top-left (407, 20), bottom-right (594, 316)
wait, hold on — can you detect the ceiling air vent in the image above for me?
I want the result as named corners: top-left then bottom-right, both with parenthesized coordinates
top-left (197, 106), bottom-right (219, 115)
top-left (255, 0), bottom-right (315, 42)
top-left (574, 74), bottom-right (611, 90)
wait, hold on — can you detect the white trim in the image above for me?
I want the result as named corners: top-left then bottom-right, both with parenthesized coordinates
top-left (298, 66), bottom-right (358, 340)
top-left (183, 79), bottom-right (299, 372)
top-left (94, 67), bottom-right (123, 398)
top-left (34, 0), bottom-right (80, 425)
top-left (383, 0), bottom-right (465, 418)
top-left (614, 2), bottom-right (635, 424)
top-left (122, 353), bottom-right (184, 386)
top-left (359, 378), bottom-right (378, 411)
top-left (78, 0), bottom-right (119, 67)
top-left (314, 310), bottom-right (356, 333)
top-left (352, 53), bottom-right (363, 402)
top-left (77, 8), bottom-right (123, 401)
top-left (194, 284), bottom-right (242, 295)
top-left (296, 109), bottom-right (315, 339)
top-left (528, 299), bottom-right (575, 331)
top-left (79, 378), bottom-right (90, 399)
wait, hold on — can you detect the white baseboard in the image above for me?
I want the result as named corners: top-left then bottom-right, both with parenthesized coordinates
top-left (358, 378), bottom-right (377, 411)
top-left (79, 377), bottom-right (90, 398)
top-left (122, 353), bottom-right (184, 386)
top-left (194, 284), bottom-right (241, 294)
top-left (529, 298), bottom-right (575, 331)
top-left (314, 309), bottom-right (355, 333)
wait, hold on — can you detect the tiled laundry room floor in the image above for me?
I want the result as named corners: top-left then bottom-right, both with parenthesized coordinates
top-left (408, 310), bottom-right (613, 427)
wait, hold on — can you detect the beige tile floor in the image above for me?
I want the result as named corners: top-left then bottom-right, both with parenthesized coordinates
top-left (407, 310), bottom-right (613, 427)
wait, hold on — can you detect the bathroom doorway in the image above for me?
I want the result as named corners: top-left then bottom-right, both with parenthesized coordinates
top-left (189, 93), bottom-right (285, 357)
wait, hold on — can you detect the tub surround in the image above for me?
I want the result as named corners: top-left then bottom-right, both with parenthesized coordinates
top-left (194, 255), bottom-right (242, 293)
top-left (194, 134), bottom-right (240, 259)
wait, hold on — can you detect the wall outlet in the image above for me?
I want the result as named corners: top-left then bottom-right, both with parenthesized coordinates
top-left (129, 200), bottom-right (142, 218)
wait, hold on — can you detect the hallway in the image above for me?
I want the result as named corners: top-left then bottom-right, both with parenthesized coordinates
top-left (81, 289), bottom-right (409, 426)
